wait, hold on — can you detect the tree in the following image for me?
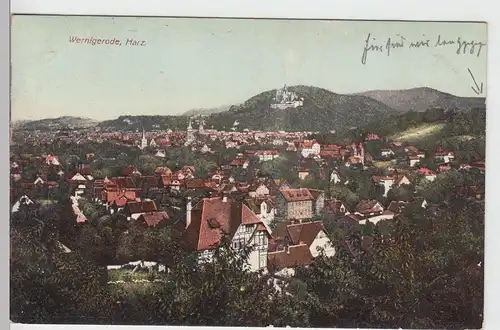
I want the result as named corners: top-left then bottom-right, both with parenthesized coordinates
top-left (111, 234), bottom-right (311, 326)
top-left (386, 185), bottom-right (414, 203)
top-left (193, 158), bottom-right (217, 178)
top-left (329, 185), bottom-right (359, 210)
top-left (21, 164), bottom-right (38, 181)
top-left (10, 203), bottom-right (110, 324)
top-left (137, 155), bottom-right (163, 176)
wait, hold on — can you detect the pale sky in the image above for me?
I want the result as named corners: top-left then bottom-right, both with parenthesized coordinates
top-left (11, 16), bottom-right (487, 121)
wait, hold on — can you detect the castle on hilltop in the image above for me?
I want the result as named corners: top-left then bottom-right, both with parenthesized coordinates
top-left (270, 85), bottom-right (304, 110)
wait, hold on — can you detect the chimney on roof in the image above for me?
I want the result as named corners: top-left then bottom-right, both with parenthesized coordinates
top-left (186, 197), bottom-right (192, 229)
top-left (222, 193), bottom-right (228, 203)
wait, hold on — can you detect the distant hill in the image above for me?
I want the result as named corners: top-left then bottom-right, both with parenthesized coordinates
top-left (10, 120), bottom-right (31, 129)
top-left (97, 115), bottom-right (190, 132)
top-left (205, 85), bottom-right (399, 133)
top-left (182, 105), bottom-right (234, 117)
top-left (13, 116), bottom-right (99, 131)
top-left (17, 86), bottom-right (485, 133)
top-left (356, 87), bottom-right (486, 112)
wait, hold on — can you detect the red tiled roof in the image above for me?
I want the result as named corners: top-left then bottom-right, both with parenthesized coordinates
top-left (365, 133), bottom-right (380, 141)
top-left (319, 151), bottom-right (341, 158)
top-left (185, 178), bottom-right (207, 189)
top-left (105, 190), bottom-right (137, 204)
top-left (307, 189), bottom-right (324, 200)
top-left (280, 188), bottom-right (314, 202)
top-left (241, 203), bottom-right (262, 225)
top-left (418, 168), bottom-right (436, 176)
top-left (322, 144), bottom-right (341, 151)
top-left (141, 176), bottom-right (159, 187)
top-left (254, 150), bottom-right (280, 156)
top-left (112, 177), bottom-right (135, 188)
top-left (155, 167), bottom-right (172, 175)
top-left (267, 244), bottom-right (313, 272)
top-left (112, 196), bottom-right (130, 207)
top-left (271, 221), bottom-right (325, 248)
top-left (137, 211), bottom-right (169, 227)
top-left (160, 174), bottom-right (171, 185)
top-left (181, 166), bottom-right (195, 173)
top-left (323, 199), bottom-right (348, 214)
top-left (126, 200), bottom-right (157, 214)
top-left (122, 166), bottom-right (137, 176)
top-left (301, 141), bottom-right (314, 148)
top-left (355, 200), bottom-right (384, 214)
top-left (405, 146), bottom-right (419, 152)
top-left (183, 197), bottom-right (263, 252)
top-left (156, 138), bottom-right (170, 146)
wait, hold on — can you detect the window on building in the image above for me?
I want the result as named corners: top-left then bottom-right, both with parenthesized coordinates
top-left (257, 233), bottom-right (266, 246)
top-left (232, 239), bottom-right (244, 250)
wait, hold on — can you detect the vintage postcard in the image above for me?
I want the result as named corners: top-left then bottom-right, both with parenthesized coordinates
top-left (10, 16), bottom-right (486, 328)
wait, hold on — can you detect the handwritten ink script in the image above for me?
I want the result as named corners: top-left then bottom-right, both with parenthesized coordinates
top-left (361, 33), bottom-right (486, 65)
top-left (69, 36), bottom-right (147, 47)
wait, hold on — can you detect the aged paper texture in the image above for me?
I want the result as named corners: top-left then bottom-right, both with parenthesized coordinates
top-left (10, 16), bottom-right (486, 328)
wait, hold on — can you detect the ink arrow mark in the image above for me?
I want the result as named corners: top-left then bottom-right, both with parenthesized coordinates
top-left (468, 68), bottom-right (484, 95)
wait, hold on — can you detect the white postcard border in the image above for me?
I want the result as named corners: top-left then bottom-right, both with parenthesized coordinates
top-left (7, 1), bottom-right (499, 330)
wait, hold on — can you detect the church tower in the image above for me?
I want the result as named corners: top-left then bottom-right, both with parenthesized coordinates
top-left (139, 125), bottom-right (148, 150)
top-left (185, 118), bottom-right (195, 146)
top-left (351, 142), bottom-right (358, 157)
top-left (359, 142), bottom-right (365, 166)
top-left (198, 119), bottom-right (204, 135)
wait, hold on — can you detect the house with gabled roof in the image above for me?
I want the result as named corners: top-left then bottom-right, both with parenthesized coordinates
top-left (322, 199), bottom-right (350, 218)
top-left (137, 211), bottom-right (169, 228)
top-left (267, 220), bottom-right (335, 276)
top-left (417, 168), bottom-right (437, 182)
top-left (244, 196), bottom-right (276, 226)
top-left (102, 189), bottom-right (138, 209)
top-left (248, 182), bottom-right (271, 198)
top-left (123, 200), bottom-right (158, 220)
top-left (154, 167), bottom-right (172, 176)
top-left (277, 188), bottom-right (315, 221)
top-left (386, 200), bottom-right (408, 214)
top-left (434, 149), bottom-right (455, 164)
top-left (45, 154), bottom-right (61, 166)
top-left (308, 189), bottom-right (325, 216)
top-left (298, 167), bottom-right (310, 180)
top-left (372, 173), bottom-right (411, 197)
top-left (11, 195), bottom-right (35, 213)
top-left (330, 169), bottom-right (343, 184)
top-left (344, 199), bottom-right (395, 225)
top-left (182, 195), bottom-right (273, 272)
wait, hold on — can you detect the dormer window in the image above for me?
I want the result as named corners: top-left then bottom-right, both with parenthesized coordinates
top-left (207, 218), bottom-right (221, 229)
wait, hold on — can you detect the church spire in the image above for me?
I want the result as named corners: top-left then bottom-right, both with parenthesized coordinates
top-left (139, 122), bottom-right (148, 150)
